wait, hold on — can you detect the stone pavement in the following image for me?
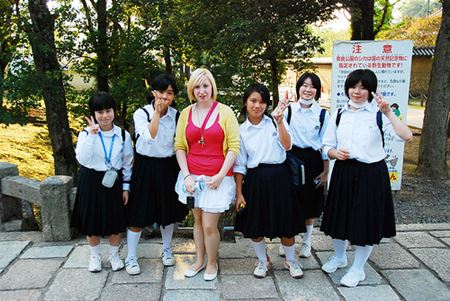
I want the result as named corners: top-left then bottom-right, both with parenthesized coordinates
top-left (1, 223), bottom-right (449, 301)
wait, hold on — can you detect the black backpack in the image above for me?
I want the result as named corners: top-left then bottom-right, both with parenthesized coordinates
top-left (286, 105), bottom-right (327, 133)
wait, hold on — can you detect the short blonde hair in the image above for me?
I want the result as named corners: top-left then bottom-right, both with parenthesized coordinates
top-left (187, 68), bottom-right (218, 102)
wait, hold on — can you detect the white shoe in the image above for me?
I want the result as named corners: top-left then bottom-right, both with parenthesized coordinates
top-left (125, 256), bottom-right (141, 275)
top-left (340, 268), bottom-right (366, 287)
top-left (88, 254), bottom-right (102, 272)
top-left (321, 256), bottom-right (348, 273)
top-left (283, 260), bottom-right (303, 279)
top-left (184, 262), bottom-right (206, 277)
top-left (299, 242), bottom-right (311, 258)
top-left (109, 253), bottom-right (125, 271)
top-left (278, 245), bottom-right (285, 257)
top-left (253, 260), bottom-right (270, 278)
top-left (203, 263), bottom-right (218, 281)
top-left (162, 248), bottom-right (175, 266)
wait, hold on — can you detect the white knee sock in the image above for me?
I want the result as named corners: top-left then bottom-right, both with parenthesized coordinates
top-left (303, 225), bottom-right (313, 244)
top-left (109, 244), bottom-right (120, 256)
top-left (282, 244), bottom-right (296, 262)
top-left (89, 244), bottom-right (100, 256)
top-left (251, 240), bottom-right (267, 263)
top-left (333, 239), bottom-right (348, 260)
top-left (126, 229), bottom-right (141, 260)
top-left (160, 223), bottom-right (175, 252)
top-left (352, 245), bottom-right (373, 272)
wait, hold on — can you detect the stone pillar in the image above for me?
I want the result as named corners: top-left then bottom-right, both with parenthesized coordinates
top-left (40, 176), bottom-right (73, 241)
top-left (0, 162), bottom-right (20, 230)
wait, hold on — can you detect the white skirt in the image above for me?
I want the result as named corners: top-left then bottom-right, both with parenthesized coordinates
top-left (175, 173), bottom-right (236, 213)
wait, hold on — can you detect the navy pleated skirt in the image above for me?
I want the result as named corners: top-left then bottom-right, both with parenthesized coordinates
top-left (291, 146), bottom-right (325, 219)
top-left (128, 153), bottom-right (188, 228)
top-left (234, 163), bottom-right (306, 239)
top-left (71, 166), bottom-right (127, 237)
top-left (320, 159), bottom-right (396, 246)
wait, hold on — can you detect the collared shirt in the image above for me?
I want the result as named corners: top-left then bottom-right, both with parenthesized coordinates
top-left (284, 101), bottom-right (330, 160)
top-left (76, 125), bottom-right (134, 190)
top-left (322, 102), bottom-right (403, 164)
top-left (134, 104), bottom-right (178, 158)
top-left (234, 115), bottom-right (292, 175)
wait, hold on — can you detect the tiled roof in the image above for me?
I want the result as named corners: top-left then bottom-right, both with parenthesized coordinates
top-left (413, 47), bottom-right (435, 57)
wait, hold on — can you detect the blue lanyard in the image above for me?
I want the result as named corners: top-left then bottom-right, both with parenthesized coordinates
top-left (98, 132), bottom-right (115, 168)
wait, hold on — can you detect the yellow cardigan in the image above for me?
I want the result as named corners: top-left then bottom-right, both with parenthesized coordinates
top-left (175, 102), bottom-right (240, 157)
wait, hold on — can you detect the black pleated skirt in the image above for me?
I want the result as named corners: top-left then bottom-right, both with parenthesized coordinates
top-left (234, 163), bottom-right (306, 239)
top-left (71, 166), bottom-right (127, 237)
top-left (128, 153), bottom-right (188, 228)
top-left (291, 146), bottom-right (324, 219)
top-left (320, 159), bottom-right (396, 246)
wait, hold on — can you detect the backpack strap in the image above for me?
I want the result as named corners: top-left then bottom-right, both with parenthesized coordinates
top-left (141, 106), bottom-right (150, 122)
top-left (319, 108), bottom-right (326, 133)
top-left (266, 113), bottom-right (277, 129)
top-left (335, 108), bottom-right (343, 127)
top-left (287, 105), bottom-right (292, 124)
top-left (175, 110), bottom-right (180, 125)
top-left (121, 128), bottom-right (126, 143)
top-left (377, 110), bottom-right (385, 148)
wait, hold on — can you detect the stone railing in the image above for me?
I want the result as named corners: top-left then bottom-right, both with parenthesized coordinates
top-left (0, 162), bottom-right (73, 241)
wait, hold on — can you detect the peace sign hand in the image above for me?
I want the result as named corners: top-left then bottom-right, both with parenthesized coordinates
top-left (85, 116), bottom-right (99, 134)
top-left (372, 92), bottom-right (391, 115)
top-left (152, 91), bottom-right (169, 114)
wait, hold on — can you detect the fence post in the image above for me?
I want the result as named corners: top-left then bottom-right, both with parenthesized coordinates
top-left (0, 163), bottom-right (20, 230)
top-left (40, 176), bottom-right (73, 241)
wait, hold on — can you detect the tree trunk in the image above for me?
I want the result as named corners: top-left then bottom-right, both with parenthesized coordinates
top-left (0, 61), bottom-right (6, 109)
top-left (96, 0), bottom-right (109, 91)
top-left (163, 46), bottom-right (173, 75)
top-left (417, 2), bottom-right (450, 179)
top-left (27, 0), bottom-right (78, 179)
top-left (350, 0), bottom-right (375, 40)
top-left (270, 56), bottom-right (279, 107)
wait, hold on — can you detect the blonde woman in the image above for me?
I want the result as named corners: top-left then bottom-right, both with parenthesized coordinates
top-left (174, 68), bottom-right (240, 281)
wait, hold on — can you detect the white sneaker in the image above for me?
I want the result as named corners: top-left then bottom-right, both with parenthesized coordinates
top-left (278, 245), bottom-right (285, 257)
top-left (253, 260), bottom-right (270, 278)
top-left (162, 248), bottom-right (175, 266)
top-left (299, 242), bottom-right (311, 258)
top-left (125, 256), bottom-right (141, 275)
top-left (109, 253), bottom-right (125, 271)
top-left (283, 260), bottom-right (303, 279)
top-left (321, 256), bottom-right (348, 273)
top-left (340, 268), bottom-right (366, 287)
top-left (88, 254), bottom-right (102, 272)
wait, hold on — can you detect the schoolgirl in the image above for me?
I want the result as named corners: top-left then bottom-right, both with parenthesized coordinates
top-left (234, 83), bottom-right (306, 279)
top-left (279, 72), bottom-right (329, 258)
top-left (125, 73), bottom-right (189, 275)
top-left (320, 69), bottom-right (413, 287)
top-left (71, 92), bottom-right (133, 272)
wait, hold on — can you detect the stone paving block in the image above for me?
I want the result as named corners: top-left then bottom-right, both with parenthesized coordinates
top-left (316, 251), bottom-right (383, 285)
top-left (165, 255), bottom-right (217, 289)
top-left (20, 245), bottom-right (73, 259)
top-left (172, 239), bottom-right (196, 253)
top-left (394, 232), bottom-right (445, 248)
top-left (100, 283), bottom-right (161, 301)
top-left (219, 258), bottom-right (258, 275)
top-left (430, 230), bottom-right (450, 238)
top-left (0, 258), bottom-right (63, 289)
top-left (110, 259), bottom-right (163, 284)
top-left (383, 269), bottom-right (450, 301)
top-left (396, 223), bottom-right (450, 232)
top-left (0, 289), bottom-right (42, 301)
top-left (410, 248), bottom-right (450, 281)
top-left (121, 242), bottom-right (162, 259)
top-left (266, 244), bottom-right (320, 270)
top-left (221, 274), bottom-right (278, 299)
top-left (275, 270), bottom-right (340, 301)
top-left (441, 238), bottom-right (450, 246)
top-left (0, 231), bottom-right (42, 242)
top-left (0, 240), bottom-right (30, 269)
top-left (311, 235), bottom-right (353, 252)
top-left (338, 285), bottom-right (401, 301)
top-left (44, 269), bottom-right (108, 301)
top-left (370, 243), bottom-right (420, 269)
top-left (163, 290), bottom-right (220, 301)
top-left (64, 244), bottom-right (116, 268)
top-left (218, 241), bottom-right (254, 258)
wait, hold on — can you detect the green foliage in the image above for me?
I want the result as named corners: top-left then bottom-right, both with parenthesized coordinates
top-left (400, 0), bottom-right (442, 18)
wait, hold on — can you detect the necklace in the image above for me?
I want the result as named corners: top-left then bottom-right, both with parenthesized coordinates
top-left (195, 102), bottom-right (218, 147)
